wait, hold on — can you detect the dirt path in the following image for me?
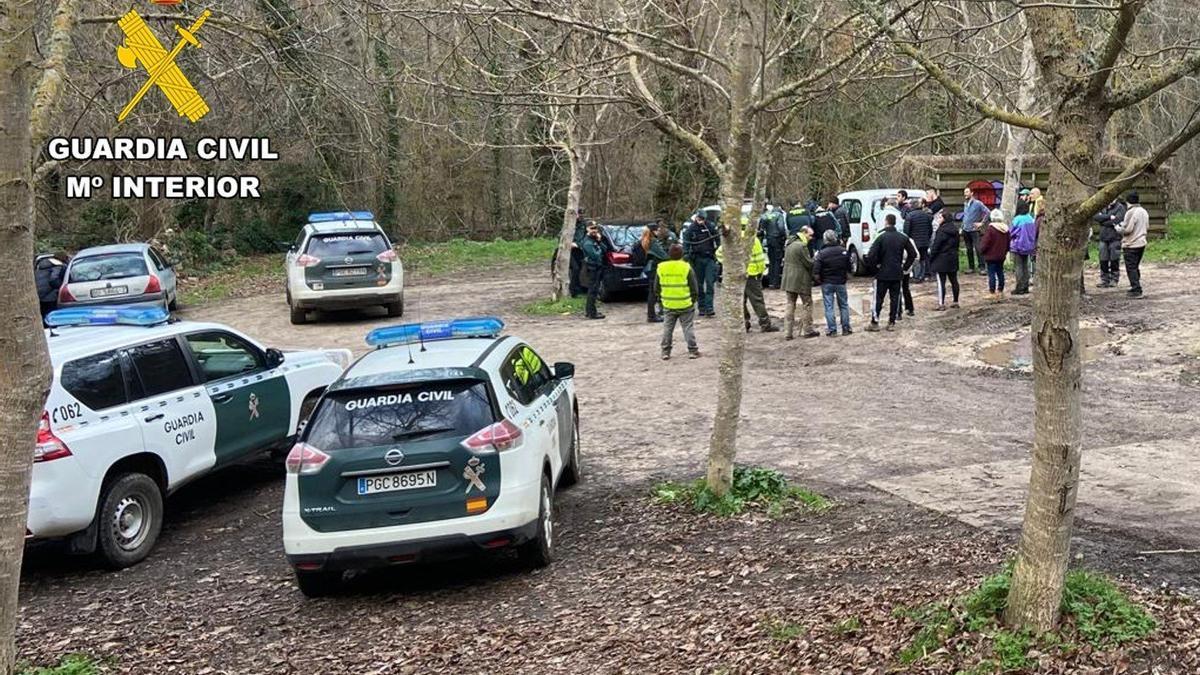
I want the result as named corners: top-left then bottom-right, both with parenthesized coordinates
top-left (17, 261), bottom-right (1200, 673)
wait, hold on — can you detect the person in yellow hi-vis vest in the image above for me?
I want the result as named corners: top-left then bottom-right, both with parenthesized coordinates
top-left (716, 222), bottom-right (779, 333)
top-left (652, 244), bottom-right (701, 360)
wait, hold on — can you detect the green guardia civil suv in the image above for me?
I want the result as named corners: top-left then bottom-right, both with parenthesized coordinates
top-left (281, 317), bottom-right (580, 597)
top-left (285, 211), bottom-right (404, 325)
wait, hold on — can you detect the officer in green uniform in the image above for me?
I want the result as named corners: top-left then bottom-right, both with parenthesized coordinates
top-left (717, 221), bottom-right (779, 333)
top-left (580, 222), bottom-right (609, 320)
top-left (652, 244), bottom-right (701, 360)
top-left (681, 213), bottom-right (720, 316)
top-left (643, 221), bottom-right (673, 323)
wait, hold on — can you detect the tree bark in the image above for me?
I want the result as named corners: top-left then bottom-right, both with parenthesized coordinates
top-left (1004, 108), bottom-right (1107, 632)
top-left (999, 29), bottom-right (1037, 221)
top-left (0, 0), bottom-right (54, 669)
top-left (552, 143), bottom-right (584, 301)
top-left (704, 4), bottom-right (759, 497)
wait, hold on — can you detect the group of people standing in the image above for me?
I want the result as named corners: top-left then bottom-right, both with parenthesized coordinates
top-left (572, 182), bottom-right (1153, 358)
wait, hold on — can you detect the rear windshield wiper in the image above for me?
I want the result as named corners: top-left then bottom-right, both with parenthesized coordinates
top-left (392, 426), bottom-right (456, 441)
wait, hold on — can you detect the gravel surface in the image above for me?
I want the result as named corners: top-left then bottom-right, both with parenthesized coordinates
top-left (18, 260), bottom-right (1200, 673)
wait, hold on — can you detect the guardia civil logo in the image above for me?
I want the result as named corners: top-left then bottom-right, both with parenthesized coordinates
top-left (115, 5), bottom-right (214, 123)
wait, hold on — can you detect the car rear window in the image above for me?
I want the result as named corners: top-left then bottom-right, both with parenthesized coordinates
top-left (61, 350), bottom-right (127, 411)
top-left (603, 226), bottom-right (642, 248)
top-left (305, 380), bottom-right (495, 451)
top-left (68, 253), bottom-right (147, 283)
top-left (304, 233), bottom-right (389, 258)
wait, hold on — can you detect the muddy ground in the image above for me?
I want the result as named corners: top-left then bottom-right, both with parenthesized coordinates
top-left (18, 260), bottom-right (1200, 673)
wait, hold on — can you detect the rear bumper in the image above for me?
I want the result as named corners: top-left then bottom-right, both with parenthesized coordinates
top-left (292, 291), bottom-right (402, 310)
top-left (286, 519), bottom-right (538, 571)
top-left (604, 266), bottom-right (649, 291)
top-left (60, 292), bottom-right (165, 309)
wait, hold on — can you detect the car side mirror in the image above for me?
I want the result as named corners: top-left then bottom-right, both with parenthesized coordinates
top-left (265, 348), bottom-right (285, 369)
top-left (553, 362), bottom-right (575, 379)
top-left (278, 241), bottom-right (294, 253)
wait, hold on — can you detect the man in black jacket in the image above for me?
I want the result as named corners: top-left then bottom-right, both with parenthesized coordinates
top-left (903, 199), bottom-right (935, 282)
top-left (811, 202), bottom-right (840, 254)
top-left (864, 214), bottom-right (917, 331)
top-left (812, 230), bottom-right (854, 336)
top-left (1093, 198), bottom-right (1126, 287)
top-left (924, 188), bottom-right (945, 216)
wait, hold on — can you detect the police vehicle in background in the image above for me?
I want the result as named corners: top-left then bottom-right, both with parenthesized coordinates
top-left (282, 317), bottom-right (580, 597)
top-left (32, 306), bottom-right (350, 568)
top-left (285, 211), bottom-right (404, 325)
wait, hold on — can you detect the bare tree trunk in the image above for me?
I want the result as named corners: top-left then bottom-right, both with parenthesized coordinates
top-left (1000, 28), bottom-right (1037, 221)
top-left (705, 5), bottom-right (759, 497)
top-left (0, 0), bottom-right (54, 668)
top-left (1004, 112), bottom-right (1105, 632)
top-left (552, 144), bottom-right (584, 301)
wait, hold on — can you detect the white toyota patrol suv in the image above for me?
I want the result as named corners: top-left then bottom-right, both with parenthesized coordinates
top-left (31, 306), bottom-right (349, 568)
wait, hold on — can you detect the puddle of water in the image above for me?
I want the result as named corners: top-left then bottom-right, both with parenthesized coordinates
top-left (978, 326), bottom-right (1109, 369)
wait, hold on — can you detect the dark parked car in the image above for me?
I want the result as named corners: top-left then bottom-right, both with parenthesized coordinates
top-left (587, 221), bottom-right (655, 301)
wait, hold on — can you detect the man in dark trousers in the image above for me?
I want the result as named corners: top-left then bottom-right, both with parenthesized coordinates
top-left (1093, 197), bottom-right (1126, 287)
top-left (580, 221), bottom-right (610, 319)
top-left (568, 216), bottom-right (588, 296)
top-left (759, 204), bottom-right (788, 289)
top-left (682, 212), bottom-right (721, 316)
top-left (903, 198), bottom-right (935, 282)
top-left (864, 213), bottom-right (917, 332)
top-left (1115, 191), bottom-right (1149, 297)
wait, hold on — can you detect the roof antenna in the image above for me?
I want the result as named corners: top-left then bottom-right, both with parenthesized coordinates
top-left (405, 333), bottom-right (415, 365)
top-left (415, 260), bottom-right (427, 353)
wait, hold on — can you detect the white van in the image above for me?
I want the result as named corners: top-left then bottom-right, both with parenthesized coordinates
top-left (837, 188), bottom-right (925, 276)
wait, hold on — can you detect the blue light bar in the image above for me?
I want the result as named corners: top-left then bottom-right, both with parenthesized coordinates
top-left (46, 305), bottom-right (170, 328)
top-left (307, 211), bottom-right (375, 223)
top-left (366, 317), bottom-right (505, 348)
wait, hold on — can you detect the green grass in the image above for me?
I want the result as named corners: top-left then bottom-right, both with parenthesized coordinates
top-left (1146, 212), bottom-right (1200, 263)
top-left (178, 236), bottom-right (557, 307)
top-left (897, 565), bottom-right (1156, 671)
top-left (523, 296), bottom-right (588, 316)
top-left (651, 466), bottom-right (832, 517)
top-left (19, 655), bottom-right (100, 675)
top-left (763, 617), bottom-right (807, 642)
top-left (178, 254), bottom-right (284, 306)
top-left (401, 237), bottom-right (557, 276)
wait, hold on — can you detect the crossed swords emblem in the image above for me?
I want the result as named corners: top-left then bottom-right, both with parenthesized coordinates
top-left (115, 9), bottom-right (213, 123)
top-left (463, 457), bottom-right (486, 494)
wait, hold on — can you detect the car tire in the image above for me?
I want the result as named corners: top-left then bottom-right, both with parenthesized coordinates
top-left (96, 473), bottom-right (163, 569)
top-left (518, 473), bottom-right (554, 568)
top-left (295, 569), bottom-right (341, 598)
top-left (597, 278), bottom-right (611, 303)
top-left (559, 412), bottom-right (582, 487)
top-left (289, 303), bottom-right (308, 325)
top-left (385, 299), bottom-right (404, 318)
top-left (848, 246), bottom-right (863, 277)
top-left (167, 293), bottom-right (178, 311)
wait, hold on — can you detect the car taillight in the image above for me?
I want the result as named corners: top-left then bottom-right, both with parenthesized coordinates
top-left (861, 224), bottom-right (871, 243)
top-left (58, 283), bottom-right (75, 304)
top-left (144, 275), bottom-right (161, 293)
top-left (607, 251), bottom-right (631, 264)
top-left (35, 412), bottom-right (72, 463)
top-left (461, 419), bottom-right (523, 453)
top-left (295, 254), bottom-right (321, 268)
top-left (285, 443), bottom-right (330, 475)
top-left (376, 249), bottom-right (397, 263)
